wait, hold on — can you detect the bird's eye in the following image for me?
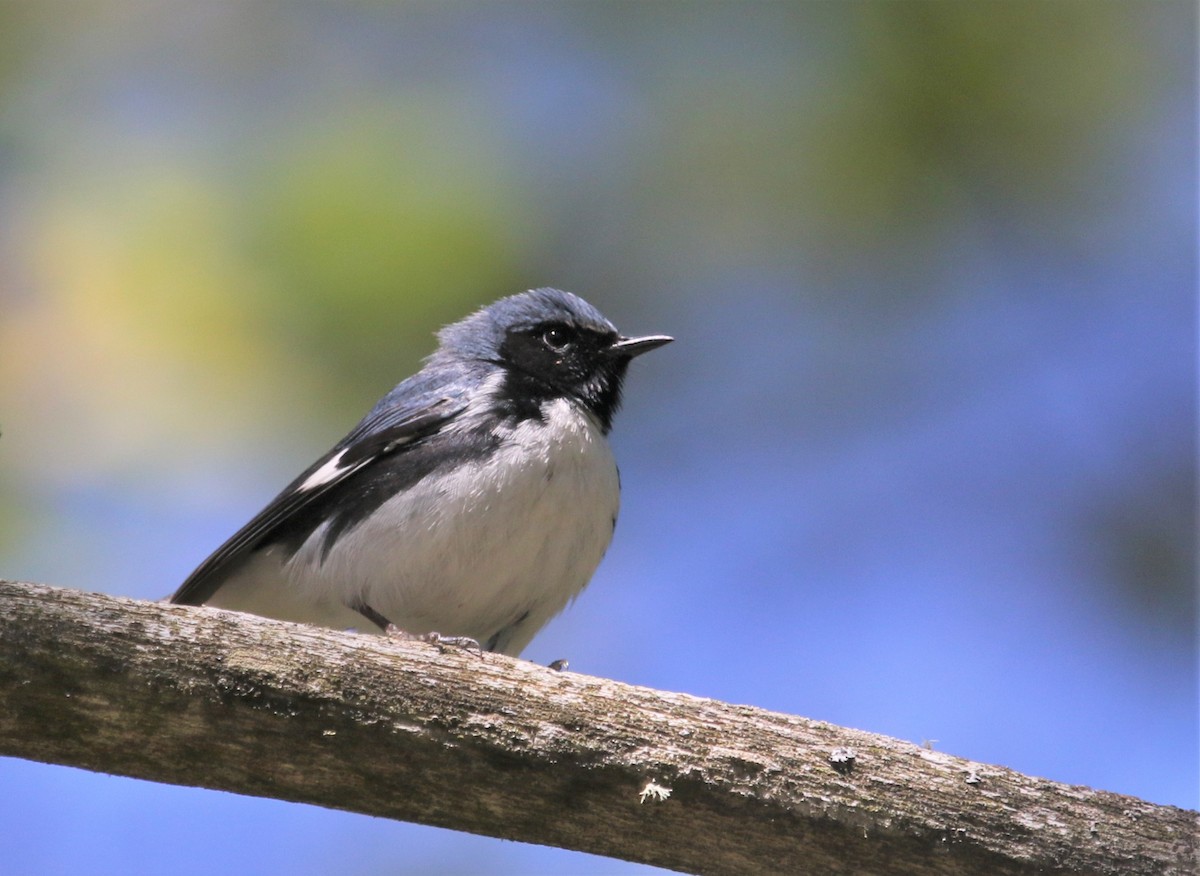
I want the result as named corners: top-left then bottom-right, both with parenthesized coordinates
top-left (541, 325), bottom-right (573, 352)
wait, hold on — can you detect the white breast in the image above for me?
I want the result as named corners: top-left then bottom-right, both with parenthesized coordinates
top-left (282, 397), bottom-right (620, 656)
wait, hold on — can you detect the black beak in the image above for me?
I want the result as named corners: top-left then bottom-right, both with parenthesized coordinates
top-left (609, 334), bottom-right (674, 359)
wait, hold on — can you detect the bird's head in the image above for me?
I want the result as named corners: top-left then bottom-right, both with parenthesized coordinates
top-left (432, 288), bottom-right (672, 432)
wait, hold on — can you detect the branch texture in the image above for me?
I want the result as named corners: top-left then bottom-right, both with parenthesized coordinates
top-left (0, 580), bottom-right (1194, 875)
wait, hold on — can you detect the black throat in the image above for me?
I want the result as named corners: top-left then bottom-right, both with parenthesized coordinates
top-left (494, 360), bottom-right (628, 434)
top-left (494, 324), bottom-right (631, 434)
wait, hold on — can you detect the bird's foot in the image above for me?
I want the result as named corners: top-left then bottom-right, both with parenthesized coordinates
top-left (385, 624), bottom-right (484, 658)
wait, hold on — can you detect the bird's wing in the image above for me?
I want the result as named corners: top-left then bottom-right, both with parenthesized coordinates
top-left (170, 391), bottom-right (467, 607)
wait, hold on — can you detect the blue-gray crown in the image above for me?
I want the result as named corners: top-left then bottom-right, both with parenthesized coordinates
top-left (431, 288), bottom-right (618, 363)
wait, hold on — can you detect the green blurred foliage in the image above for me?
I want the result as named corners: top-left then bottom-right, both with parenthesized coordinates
top-left (242, 105), bottom-right (534, 410)
top-left (0, 1), bottom-right (1168, 431)
top-left (638, 1), bottom-right (1152, 305)
top-left (807, 2), bottom-right (1146, 236)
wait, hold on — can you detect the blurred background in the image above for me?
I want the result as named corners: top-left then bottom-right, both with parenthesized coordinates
top-left (0, 2), bottom-right (1195, 873)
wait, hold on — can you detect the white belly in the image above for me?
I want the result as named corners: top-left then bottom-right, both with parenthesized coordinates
top-left (281, 397), bottom-right (620, 655)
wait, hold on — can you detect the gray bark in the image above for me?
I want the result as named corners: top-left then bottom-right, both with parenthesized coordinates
top-left (0, 579), bottom-right (1195, 875)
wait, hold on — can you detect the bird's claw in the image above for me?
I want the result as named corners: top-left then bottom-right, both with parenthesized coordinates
top-left (423, 632), bottom-right (485, 657)
top-left (385, 624), bottom-right (484, 658)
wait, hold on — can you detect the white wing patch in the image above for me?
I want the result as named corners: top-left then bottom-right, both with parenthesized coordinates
top-left (382, 434), bottom-right (418, 454)
top-left (299, 449), bottom-right (353, 491)
top-left (298, 431), bottom-right (422, 492)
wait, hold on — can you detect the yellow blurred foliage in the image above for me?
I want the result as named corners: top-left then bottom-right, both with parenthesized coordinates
top-left (1, 167), bottom-right (298, 485)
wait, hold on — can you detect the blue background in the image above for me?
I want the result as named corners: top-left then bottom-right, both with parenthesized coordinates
top-left (0, 3), bottom-right (1195, 874)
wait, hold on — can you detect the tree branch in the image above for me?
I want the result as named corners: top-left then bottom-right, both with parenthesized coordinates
top-left (0, 579), bottom-right (1194, 875)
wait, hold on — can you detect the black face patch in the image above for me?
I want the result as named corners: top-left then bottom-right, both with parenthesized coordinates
top-left (497, 322), bottom-right (630, 432)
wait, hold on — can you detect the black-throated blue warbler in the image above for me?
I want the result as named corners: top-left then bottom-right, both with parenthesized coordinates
top-left (170, 288), bottom-right (671, 657)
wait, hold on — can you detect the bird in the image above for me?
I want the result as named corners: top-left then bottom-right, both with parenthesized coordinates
top-left (170, 288), bottom-right (672, 658)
